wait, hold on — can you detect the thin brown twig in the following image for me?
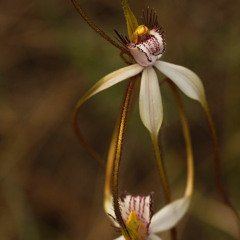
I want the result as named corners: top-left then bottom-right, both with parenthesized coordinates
top-left (70, 0), bottom-right (130, 55)
top-left (203, 103), bottom-right (240, 238)
top-left (72, 108), bottom-right (105, 168)
top-left (112, 76), bottom-right (137, 240)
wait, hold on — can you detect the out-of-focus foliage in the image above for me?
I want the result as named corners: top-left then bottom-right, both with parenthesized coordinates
top-left (0, 0), bottom-right (239, 239)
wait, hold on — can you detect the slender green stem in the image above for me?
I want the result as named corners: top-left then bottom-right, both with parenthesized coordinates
top-left (70, 0), bottom-right (130, 55)
top-left (203, 102), bottom-right (240, 236)
top-left (151, 135), bottom-right (171, 203)
top-left (151, 137), bottom-right (178, 240)
top-left (150, 78), bottom-right (175, 240)
top-left (112, 77), bottom-right (136, 240)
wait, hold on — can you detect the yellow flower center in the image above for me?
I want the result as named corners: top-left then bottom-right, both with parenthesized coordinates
top-left (132, 25), bottom-right (150, 44)
top-left (123, 211), bottom-right (148, 240)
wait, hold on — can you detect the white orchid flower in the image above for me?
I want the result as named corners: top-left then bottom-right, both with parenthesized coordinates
top-left (74, 6), bottom-right (207, 138)
top-left (106, 193), bottom-right (191, 240)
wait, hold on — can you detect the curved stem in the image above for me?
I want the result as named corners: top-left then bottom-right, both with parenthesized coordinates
top-left (112, 77), bottom-right (136, 240)
top-left (167, 81), bottom-right (194, 240)
top-left (167, 80), bottom-right (194, 197)
top-left (203, 102), bottom-right (240, 235)
top-left (70, 0), bottom-right (130, 55)
top-left (72, 109), bottom-right (105, 167)
top-left (204, 103), bottom-right (229, 203)
top-left (104, 113), bottom-right (120, 212)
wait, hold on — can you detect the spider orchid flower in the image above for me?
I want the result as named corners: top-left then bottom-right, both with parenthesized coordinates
top-left (105, 193), bottom-right (191, 240)
top-left (74, 1), bottom-right (207, 138)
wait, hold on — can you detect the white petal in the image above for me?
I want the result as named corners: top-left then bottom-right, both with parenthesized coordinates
top-left (113, 236), bottom-right (125, 240)
top-left (139, 67), bottom-right (163, 137)
top-left (120, 194), bottom-right (153, 228)
top-left (76, 64), bottom-right (144, 108)
top-left (150, 196), bottom-right (191, 233)
top-left (154, 61), bottom-right (206, 106)
top-left (148, 233), bottom-right (162, 240)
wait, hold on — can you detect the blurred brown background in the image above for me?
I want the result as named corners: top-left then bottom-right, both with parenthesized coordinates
top-left (0, 0), bottom-right (239, 239)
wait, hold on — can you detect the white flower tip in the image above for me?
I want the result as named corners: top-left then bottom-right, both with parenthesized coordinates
top-left (104, 195), bottom-right (119, 227)
top-left (154, 61), bottom-right (207, 106)
top-left (150, 196), bottom-right (191, 233)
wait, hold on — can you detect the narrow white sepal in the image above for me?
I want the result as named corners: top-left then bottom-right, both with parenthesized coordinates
top-left (154, 61), bottom-right (206, 106)
top-left (150, 196), bottom-right (191, 233)
top-left (104, 196), bottom-right (119, 227)
top-left (76, 64), bottom-right (144, 108)
top-left (139, 67), bottom-right (163, 137)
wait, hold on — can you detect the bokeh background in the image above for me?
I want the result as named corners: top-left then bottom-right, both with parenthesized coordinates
top-left (0, 0), bottom-right (239, 239)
